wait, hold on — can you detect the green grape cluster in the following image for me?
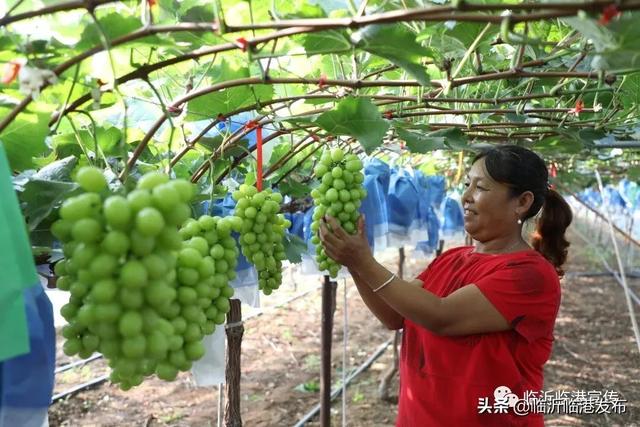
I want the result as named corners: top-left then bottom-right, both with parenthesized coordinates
top-left (177, 215), bottom-right (241, 333)
top-left (310, 148), bottom-right (366, 278)
top-left (51, 167), bottom-right (217, 390)
top-left (232, 185), bottom-right (290, 295)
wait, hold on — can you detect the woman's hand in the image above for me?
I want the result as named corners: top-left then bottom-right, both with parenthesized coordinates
top-left (318, 214), bottom-right (373, 271)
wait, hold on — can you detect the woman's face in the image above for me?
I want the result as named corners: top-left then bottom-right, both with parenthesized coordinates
top-left (461, 158), bottom-right (530, 242)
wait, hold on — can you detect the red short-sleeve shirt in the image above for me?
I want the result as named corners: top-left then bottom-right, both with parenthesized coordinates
top-left (397, 246), bottom-right (561, 427)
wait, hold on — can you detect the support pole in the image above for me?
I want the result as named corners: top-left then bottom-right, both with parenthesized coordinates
top-left (397, 246), bottom-right (405, 279)
top-left (217, 383), bottom-right (224, 427)
top-left (224, 299), bottom-right (243, 427)
top-left (320, 275), bottom-right (338, 427)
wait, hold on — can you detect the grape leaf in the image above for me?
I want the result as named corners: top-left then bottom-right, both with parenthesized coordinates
top-left (187, 61), bottom-right (274, 120)
top-left (395, 127), bottom-right (446, 153)
top-left (0, 109), bottom-right (50, 171)
top-left (352, 24), bottom-right (431, 86)
top-left (19, 179), bottom-right (79, 231)
top-left (283, 233), bottom-right (308, 264)
top-left (315, 97), bottom-right (389, 155)
top-left (300, 30), bottom-right (351, 56)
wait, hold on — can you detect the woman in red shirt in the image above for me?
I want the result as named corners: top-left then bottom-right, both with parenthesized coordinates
top-left (319, 145), bottom-right (573, 426)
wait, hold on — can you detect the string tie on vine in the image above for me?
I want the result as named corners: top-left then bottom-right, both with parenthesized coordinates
top-left (568, 99), bottom-right (584, 116)
top-left (599, 4), bottom-right (620, 25)
top-left (235, 37), bottom-right (249, 52)
top-left (318, 74), bottom-right (328, 89)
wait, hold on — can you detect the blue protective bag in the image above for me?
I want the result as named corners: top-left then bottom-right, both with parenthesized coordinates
top-left (303, 206), bottom-right (315, 253)
top-left (386, 167), bottom-right (421, 246)
top-left (442, 196), bottom-right (465, 235)
top-left (419, 174), bottom-right (446, 208)
top-left (285, 212), bottom-right (306, 241)
top-left (413, 172), bottom-right (446, 253)
top-left (361, 159), bottom-right (391, 251)
top-left (579, 188), bottom-right (602, 208)
top-left (604, 185), bottom-right (628, 212)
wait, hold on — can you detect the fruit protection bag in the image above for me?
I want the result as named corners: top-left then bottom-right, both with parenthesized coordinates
top-left (414, 174), bottom-right (446, 253)
top-left (299, 206), bottom-right (325, 276)
top-left (442, 196), bottom-right (465, 236)
top-left (578, 188), bottom-right (602, 208)
top-left (361, 158), bottom-right (391, 253)
top-left (284, 212), bottom-right (305, 241)
top-left (386, 167), bottom-right (422, 248)
top-left (618, 178), bottom-right (638, 211)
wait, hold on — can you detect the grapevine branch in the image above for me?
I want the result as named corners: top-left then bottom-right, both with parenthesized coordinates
top-left (0, 0), bottom-right (118, 27)
top-left (123, 69), bottom-right (605, 172)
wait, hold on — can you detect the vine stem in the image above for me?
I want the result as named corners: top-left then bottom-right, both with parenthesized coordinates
top-left (0, 2), bottom-right (624, 134)
top-left (0, 25), bottom-right (310, 134)
top-left (143, 78), bottom-right (177, 174)
top-left (451, 23), bottom-right (492, 80)
top-left (263, 136), bottom-right (316, 179)
top-left (44, 26), bottom-right (313, 128)
top-left (88, 10), bottom-right (129, 182)
top-left (5, 0), bottom-right (640, 29)
top-left (124, 69), bottom-right (605, 172)
top-left (0, 0), bottom-right (118, 27)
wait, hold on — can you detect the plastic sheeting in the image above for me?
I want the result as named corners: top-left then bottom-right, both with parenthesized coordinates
top-left (0, 284), bottom-right (55, 427)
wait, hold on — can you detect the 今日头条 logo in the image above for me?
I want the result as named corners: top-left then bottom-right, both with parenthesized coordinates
top-left (477, 386), bottom-right (526, 415)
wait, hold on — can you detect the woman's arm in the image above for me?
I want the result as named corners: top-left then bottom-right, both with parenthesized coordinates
top-left (351, 256), bottom-right (509, 336)
top-left (349, 268), bottom-right (423, 330)
top-left (320, 216), bottom-right (510, 336)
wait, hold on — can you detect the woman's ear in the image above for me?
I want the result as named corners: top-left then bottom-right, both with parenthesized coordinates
top-left (518, 190), bottom-right (535, 214)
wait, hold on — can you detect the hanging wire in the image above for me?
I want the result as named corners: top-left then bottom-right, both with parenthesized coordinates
top-left (342, 277), bottom-right (348, 427)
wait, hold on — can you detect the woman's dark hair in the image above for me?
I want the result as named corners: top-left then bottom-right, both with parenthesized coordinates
top-left (472, 145), bottom-right (573, 276)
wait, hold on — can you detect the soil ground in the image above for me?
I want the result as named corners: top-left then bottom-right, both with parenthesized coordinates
top-left (49, 228), bottom-right (640, 427)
